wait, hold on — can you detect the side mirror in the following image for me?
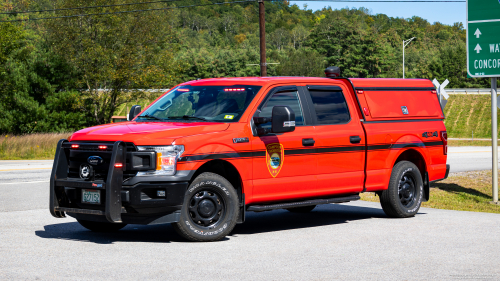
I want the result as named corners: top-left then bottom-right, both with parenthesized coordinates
top-left (271, 106), bottom-right (295, 133)
top-left (128, 105), bottom-right (141, 121)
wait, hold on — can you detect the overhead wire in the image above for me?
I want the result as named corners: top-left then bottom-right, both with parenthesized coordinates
top-left (288, 0), bottom-right (465, 2)
top-left (0, 0), bottom-right (256, 23)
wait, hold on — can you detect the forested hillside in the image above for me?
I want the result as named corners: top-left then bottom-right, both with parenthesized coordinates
top-left (0, 0), bottom-right (488, 134)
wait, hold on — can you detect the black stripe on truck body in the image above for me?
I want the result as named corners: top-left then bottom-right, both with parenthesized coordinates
top-left (178, 141), bottom-right (443, 162)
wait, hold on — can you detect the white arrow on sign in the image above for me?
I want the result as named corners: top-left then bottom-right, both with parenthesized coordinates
top-left (474, 28), bottom-right (482, 38)
top-left (475, 44), bottom-right (482, 53)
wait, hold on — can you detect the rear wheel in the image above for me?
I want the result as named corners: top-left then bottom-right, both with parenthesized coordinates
top-left (77, 220), bottom-right (127, 232)
top-left (173, 172), bottom-right (239, 242)
top-left (379, 161), bottom-right (424, 218)
top-left (286, 205), bottom-right (316, 213)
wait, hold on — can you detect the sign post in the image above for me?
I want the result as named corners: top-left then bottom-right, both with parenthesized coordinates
top-left (467, 0), bottom-right (500, 204)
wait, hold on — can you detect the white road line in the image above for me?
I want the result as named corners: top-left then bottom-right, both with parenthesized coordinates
top-left (0, 168), bottom-right (52, 171)
top-left (0, 180), bottom-right (49, 185)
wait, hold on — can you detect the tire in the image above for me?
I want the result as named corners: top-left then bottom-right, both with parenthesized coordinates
top-left (379, 161), bottom-right (424, 218)
top-left (77, 219), bottom-right (127, 232)
top-left (172, 172), bottom-right (239, 242)
top-left (286, 205), bottom-right (316, 213)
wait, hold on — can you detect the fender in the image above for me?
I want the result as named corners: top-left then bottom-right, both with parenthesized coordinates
top-left (365, 134), bottom-right (431, 192)
top-left (388, 134), bottom-right (431, 170)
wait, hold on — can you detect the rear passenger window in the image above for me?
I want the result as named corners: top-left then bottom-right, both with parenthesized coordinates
top-left (259, 90), bottom-right (304, 128)
top-left (309, 90), bottom-right (350, 125)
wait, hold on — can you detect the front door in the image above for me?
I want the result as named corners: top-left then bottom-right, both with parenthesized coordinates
top-left (251, 86), bottom-right (317, 203)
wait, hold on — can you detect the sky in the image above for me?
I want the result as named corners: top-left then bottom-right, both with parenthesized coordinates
top-left (289, 1), bottom-right (467, 27)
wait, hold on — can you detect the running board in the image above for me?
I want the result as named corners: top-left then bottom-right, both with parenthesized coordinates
top-left (246, 195), bottom-right (360, 212)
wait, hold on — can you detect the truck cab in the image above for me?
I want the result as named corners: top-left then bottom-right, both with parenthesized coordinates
top-left (50, 69), bottom-right (449, 241)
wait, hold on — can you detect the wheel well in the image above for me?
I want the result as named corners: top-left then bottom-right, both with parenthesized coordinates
top-left (394, 149), bottom-right (426, 176)
top-left (393, 149), bottom-right (429, 201)
top-left (191, 160), bottom-right (243, 202)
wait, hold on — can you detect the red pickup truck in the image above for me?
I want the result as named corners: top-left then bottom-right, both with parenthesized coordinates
top-left (50, 67), bottom-right (449, 241)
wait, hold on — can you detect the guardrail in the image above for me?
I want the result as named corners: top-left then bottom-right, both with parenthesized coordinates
top-left (448, 88), bottom-right (498, 95)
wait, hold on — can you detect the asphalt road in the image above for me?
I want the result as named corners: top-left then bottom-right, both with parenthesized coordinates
top-left (1, 159), bottom-right (500, 280)
top-left (447, 146), bottom-right (500, 173)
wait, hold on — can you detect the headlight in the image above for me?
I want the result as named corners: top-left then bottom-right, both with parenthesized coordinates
top-left (136, 145), bottom-right (184, 176)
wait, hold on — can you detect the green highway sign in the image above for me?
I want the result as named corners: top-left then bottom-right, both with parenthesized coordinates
top-left (467, 0), bottom-right (500, 78)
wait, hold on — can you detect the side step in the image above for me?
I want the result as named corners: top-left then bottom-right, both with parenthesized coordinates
top-left (246, 195), bottom-right (360, 212)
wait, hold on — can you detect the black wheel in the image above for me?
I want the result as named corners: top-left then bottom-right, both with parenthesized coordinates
top-left (173, 172), bottom-right (239, 242)
top-left (77, 220), bottom-right (127, 232)
top-left (379, 161), bottom-right (424, 218)
top-left (286, 205), bottom-right (316, 213)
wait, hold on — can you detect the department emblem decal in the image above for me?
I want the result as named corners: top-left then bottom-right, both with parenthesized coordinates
top-left (265, 143), bottom-right (284, 178)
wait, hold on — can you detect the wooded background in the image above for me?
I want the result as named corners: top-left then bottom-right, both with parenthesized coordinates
top-left (0, 0), bottom-right (488, 134)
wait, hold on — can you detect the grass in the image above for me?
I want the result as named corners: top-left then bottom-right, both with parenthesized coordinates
top-left (360, 170), bottom-right (500, 214)
top-left (448, 139), bottom-right (500, 146)
top-left (0, 133), bottom-right (72, 160)
top-left (443, 94), bottom-right (500, 139)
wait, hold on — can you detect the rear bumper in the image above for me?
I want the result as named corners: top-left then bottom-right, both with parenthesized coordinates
top-left (444, 164), bottom-right (450, 179)
top-left (430, 164), bottom-right (450, 183)
top-left (50, 140), bottom-right (189, 225)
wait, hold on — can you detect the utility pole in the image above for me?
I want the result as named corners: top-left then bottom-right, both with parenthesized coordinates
top-left (402, 37), bottom-right (416, 79)
top-left (259, 0), bottom-right (266, 77)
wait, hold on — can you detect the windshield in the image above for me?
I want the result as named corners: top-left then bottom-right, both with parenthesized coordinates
top-left (136, 85), bottom-right (262, 122)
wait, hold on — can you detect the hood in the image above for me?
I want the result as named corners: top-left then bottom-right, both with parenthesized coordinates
top-left (69, 121), bottom-right (230, 145)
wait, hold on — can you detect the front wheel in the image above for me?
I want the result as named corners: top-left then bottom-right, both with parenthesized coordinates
top-left (77, 220), bottom-right (127, 232)
top-left (379, 161), bottom-right (424, 218)
top-left (172, 172), bottom-right (239, 242)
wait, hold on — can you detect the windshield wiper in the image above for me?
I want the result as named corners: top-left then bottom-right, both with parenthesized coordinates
top-left (137, 114), bottom-right (165, 121)
top-left (167, 115), bottom-right (209, 121)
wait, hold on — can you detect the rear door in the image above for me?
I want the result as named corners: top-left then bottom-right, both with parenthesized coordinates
top-left (251, 85), bottom-right (317, 202)
top-left (302, 84), bottom-right (365, 196)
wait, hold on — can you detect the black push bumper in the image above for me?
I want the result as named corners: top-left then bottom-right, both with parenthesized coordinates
top-left (50, 140), bottom-right (188, 225)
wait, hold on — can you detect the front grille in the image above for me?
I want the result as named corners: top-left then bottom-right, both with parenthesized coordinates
top-left (65, 141), bottom-right (139, 180)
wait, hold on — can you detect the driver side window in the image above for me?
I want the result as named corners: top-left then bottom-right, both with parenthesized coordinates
top-left (259, 90), bottom-right (304, 129)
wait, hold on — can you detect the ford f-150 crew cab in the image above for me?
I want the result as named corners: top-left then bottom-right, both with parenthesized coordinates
top-left (49, 67), bottom-right (450, 242)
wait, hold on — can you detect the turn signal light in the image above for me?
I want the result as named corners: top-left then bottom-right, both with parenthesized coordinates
top-left (363, 107), bottom-right (370, 116)
top-left (71, 144), bottom-right (79, 149)
top-left (440, 131), bottom-right (448, 155)
top-left (114, 163), bottom-right (123, 168)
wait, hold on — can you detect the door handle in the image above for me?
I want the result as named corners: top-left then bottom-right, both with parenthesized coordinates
top-left (302, 138), bottom-right (315, 146)
top-left (350, 135), bottom-right (362, 144)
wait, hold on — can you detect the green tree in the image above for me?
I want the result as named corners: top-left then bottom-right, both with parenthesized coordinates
top-left (44, 0), bottom-right (173, 124)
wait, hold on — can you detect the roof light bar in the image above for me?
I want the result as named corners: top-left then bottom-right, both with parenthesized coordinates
top-left (224, 88), bottom-right (245, 92)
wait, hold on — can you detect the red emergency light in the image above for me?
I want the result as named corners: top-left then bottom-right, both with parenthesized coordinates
top-left (98, 145), bottom-right (107, 150)
top-left (224, 88), bottom-right (245, 92)
top-left (71, 144), bottom-right (79, 149)
top-left (114, 163), bottom-right (123, 168)
top-left (177, 88), bottom-right (190, 92)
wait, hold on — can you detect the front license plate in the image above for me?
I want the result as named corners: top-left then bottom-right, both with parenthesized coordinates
top-left (82, 189), bottom-right (101, 204)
